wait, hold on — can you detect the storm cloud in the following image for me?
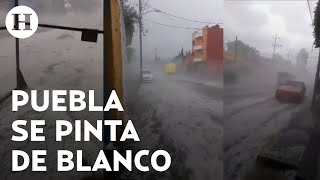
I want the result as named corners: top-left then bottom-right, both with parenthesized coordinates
top-left (130, 0), bottom-right (223, 60)
top-left (225, 0), bottom-right (316, 60)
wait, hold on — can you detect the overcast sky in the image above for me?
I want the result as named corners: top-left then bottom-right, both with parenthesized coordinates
top-left (128, 0), bottom-right (319, 68)
top-left (129, 0), bottom-right (223, 60)
top-left (225, 0), bottom-right (318, 65)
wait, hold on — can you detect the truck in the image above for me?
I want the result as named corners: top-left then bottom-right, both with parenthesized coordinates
top-left (164, 63), bottom-right (176, 74)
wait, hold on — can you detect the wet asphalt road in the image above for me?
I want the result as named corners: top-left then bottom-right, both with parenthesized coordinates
top-left (0, 12), bottom-right (104, 179)
top-left (123, 63), bottom-right (223, 180)
top-left (224, 60), bottom-right (315, 180)
top-left (0, 27), bottom-right (223, 180)
top-left (0, 8), bottom-right (225, 180)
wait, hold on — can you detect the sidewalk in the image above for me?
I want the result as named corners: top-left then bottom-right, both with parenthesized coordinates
top-left (244, 106), bottom-right (318, 180)
top-left (297, 113), bottom-right (320, 180)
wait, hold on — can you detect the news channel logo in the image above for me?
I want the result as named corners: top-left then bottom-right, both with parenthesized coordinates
top-left (5, 6), bottom-right (38, 39)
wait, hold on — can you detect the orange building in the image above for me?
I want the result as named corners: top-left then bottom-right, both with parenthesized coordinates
top-left (191, 25), bottom-right (223, 78)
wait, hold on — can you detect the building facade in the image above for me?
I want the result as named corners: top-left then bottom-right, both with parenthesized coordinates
top-left (191, 25), bottom-right (223, 79)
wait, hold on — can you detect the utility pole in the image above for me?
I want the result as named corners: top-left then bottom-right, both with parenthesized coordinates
top-left (272, 34), bottom-right (281, 61)
top-left (234, 36), bottom-right (238, 63)
top-left (139, 0), bottom-right (143, 81)
top-left (14, 0), bottom-right (27, 90)
top-left (155, 48), bottom-right (157, 61)
top-left (287, 49), bottom-right (291, 61)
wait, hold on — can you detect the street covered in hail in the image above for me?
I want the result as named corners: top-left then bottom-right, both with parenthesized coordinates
top-left (0, 0), bottom-right (223, 180)
top-left (225, 1), bottom-right (320, 180)
top-left (4, 0), bottom-right (320, 180)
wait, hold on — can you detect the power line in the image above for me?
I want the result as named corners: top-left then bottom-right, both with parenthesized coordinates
top-left (142, 0), bottom-right (150, 10)
top-left (145, 4), bottom-right (222, 25)
top-left (125, 1), bottom-right (223, 25)
top-left (144, 19), bottom-right (201, 30)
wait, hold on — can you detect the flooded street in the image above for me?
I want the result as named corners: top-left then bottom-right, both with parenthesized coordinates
top-left (0, 9), bottom-right (223, 179)
top-left (224, 60), bottom-right (315, 180)
top-left (2, 0), bottom-right (320, 180)
top-left (123, 62), bottom-right (223, 180)
top-left (0, 9), bottom-right (103, 120)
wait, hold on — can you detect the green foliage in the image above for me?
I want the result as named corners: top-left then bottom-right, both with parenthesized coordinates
top-left (172, 47), bottom-right (185, 63)
top-left (314, 0), bottom-right (320, 47)
top-left (296, 48), bottom-right (309, 68)
top-left (122, 0), bottom-right (139, 46)
top-left (126, 47), bottom-right (135, 62)
top-left (180, 47), bottom-right (184, 57)
top-left (296, 48), bottom-right (309, 61)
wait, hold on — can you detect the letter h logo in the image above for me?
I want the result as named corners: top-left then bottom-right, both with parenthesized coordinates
top-left (12, 13), bottom-right (32, 31)
top-left (5, 6), bottom-right (38, 39)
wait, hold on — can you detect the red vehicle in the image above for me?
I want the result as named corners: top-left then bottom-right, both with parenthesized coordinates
top-left (275, 80), bottom-right (306, 103)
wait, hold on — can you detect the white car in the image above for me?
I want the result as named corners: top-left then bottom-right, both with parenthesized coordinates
top-left (142, 70), bottom-right (153, 82)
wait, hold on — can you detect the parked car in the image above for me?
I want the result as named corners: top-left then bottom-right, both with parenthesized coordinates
top-left (275, 80), bottom-right (306, 103)
top-left (142, 69), bottom-right (153, 82)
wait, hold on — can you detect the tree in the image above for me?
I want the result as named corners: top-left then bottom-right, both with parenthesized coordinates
top-left (180, 47), bottom-right (184, 57)
top-left (273, 53), bottom-right (285, 62)
top-left (314, 0), bottom-right (320, 47)
top-left (296, 48), bottom-right (309, 69)
top-left (296, 48), bottom-right (309, 60)
top-left (122, 0), bottom-right (140, 46)
top-left (226, 40), bottom-right (260, 60)
top-left (126, 47), bottom-right (136, 62)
